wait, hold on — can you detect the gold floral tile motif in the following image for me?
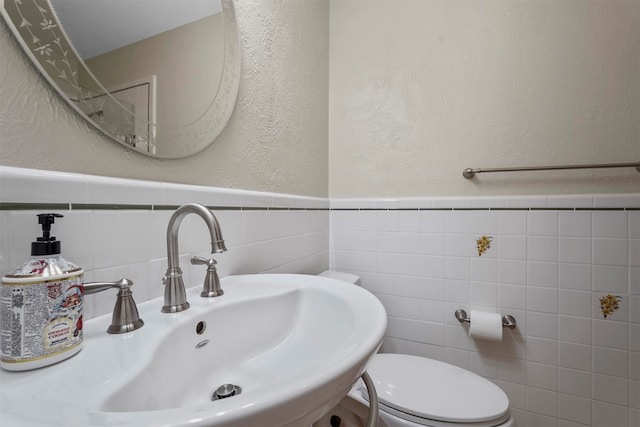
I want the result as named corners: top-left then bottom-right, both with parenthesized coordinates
top-left (599, 294), bottom-right (622, 318)
top-left (476, 235), bottom-right (493, 256)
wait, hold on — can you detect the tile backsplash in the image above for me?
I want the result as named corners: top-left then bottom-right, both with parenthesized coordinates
top-left (1, 166), bottom-right (638, 426)
top-left (331, 196), bottom-right (639, 427)
top-left (0, 167), bottom-right (330, 319)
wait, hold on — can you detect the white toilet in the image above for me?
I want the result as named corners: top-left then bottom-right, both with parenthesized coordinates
top-left (314, 271), bottom-right (515, 427)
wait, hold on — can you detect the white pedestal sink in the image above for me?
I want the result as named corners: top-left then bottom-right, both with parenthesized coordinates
top-left (0, 274), bottom-right (387, 426)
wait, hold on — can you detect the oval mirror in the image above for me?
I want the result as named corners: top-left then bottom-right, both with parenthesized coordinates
top-left (1, 0), bottom-right (240, 158)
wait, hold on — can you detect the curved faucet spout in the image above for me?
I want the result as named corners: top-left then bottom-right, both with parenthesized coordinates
top-left (162, 203), bottom-right (227, 313)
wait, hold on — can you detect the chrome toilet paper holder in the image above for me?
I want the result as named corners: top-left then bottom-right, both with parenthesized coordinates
top-left (455, 309), bottom-right (517, 329)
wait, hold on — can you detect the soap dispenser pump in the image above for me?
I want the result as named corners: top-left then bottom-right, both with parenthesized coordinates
top-left (1, 214), bottom-right (84, 371)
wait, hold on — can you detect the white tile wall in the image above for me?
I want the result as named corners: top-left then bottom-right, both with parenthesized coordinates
top-left (330, 194), bottom-right (639, 426)
top-left (2, 167), bottom-right (638, 426)
top-left (0, 167), bottom-right (330, 320)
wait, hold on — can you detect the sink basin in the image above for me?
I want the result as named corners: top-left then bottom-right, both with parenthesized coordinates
top-left (0, 274), bottom-right (387, 426)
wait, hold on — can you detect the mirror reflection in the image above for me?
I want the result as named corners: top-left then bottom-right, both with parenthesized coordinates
top-left (1, 0), bottom-right (240, 158)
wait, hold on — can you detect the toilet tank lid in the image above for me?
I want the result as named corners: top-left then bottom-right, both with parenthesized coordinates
top-left (366, 354), bottom-right (510, 424)
top-left (318, 270), bottom-right (361, 285)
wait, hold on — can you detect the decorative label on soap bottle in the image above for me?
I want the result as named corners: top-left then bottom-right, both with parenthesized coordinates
top-left (0, 273), bottom-right (84, 366)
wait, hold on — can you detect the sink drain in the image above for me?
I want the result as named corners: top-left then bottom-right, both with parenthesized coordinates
top-left (212, 384), bottom-right (242, 401)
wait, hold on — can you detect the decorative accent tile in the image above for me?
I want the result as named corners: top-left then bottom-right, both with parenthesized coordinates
top-left (599, 294), bottom-right (622, 319)
top-left (476, 235), bottom-right (493, 256)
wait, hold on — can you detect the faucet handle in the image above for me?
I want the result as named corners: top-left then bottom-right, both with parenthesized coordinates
top-left (191, 256), bottom-right (224, 298)
top-left (84, 278), bottom-right (144, 334)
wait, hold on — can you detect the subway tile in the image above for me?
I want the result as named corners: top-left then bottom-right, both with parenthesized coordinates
top-left (631, 296), bottom-right (640, 324)
top-left (377, 231), bottom-right (399, 253)
top-left (591, 400), bottom-right (629, 427)
top-left (592, 238), bottom-right (629, 266)
top-left (445, 257), bottom-right (470, 280)
top-left (498, 210), bottom-right (527, 235)
top-left (397, 232), bottom-right (420, 254)
top-left (527, 311), bottom-right (558, 340)
top-left (630, 380), bottom-right (640, 409)
top-left (558, 290), bottom-right (592, 318)
top-left (630, 351), bottom-right (640, 381)
top-left (445, 210), bottom-right (470, 234)
top-left (397, 254), bottom-right (422, 277)
top-left (528, 236), bottom-right (558, 262)
top-left (629, 239), bottom-right (640, 267)
top-left (527, 387), bottom-right (558, 417)
top-left (499, 235), bottom-right (527, 260)
top-left (497, 357), bottom-right (527, 384)
top-left (377, 210), bottom-right (398, 231)
top-left (559, 211), bottom-right (592, 237)
top-left (558, 263), bottom-right (591, 291)
top-left (527, 361), bottom-right (558, 391)
top-left (470, 282), bottom-right (498, 307)
top-left (558, 238), bottom-right (591, 264)
top-left (558, 341), bottom-right (592, 372)
top-left (527, 261), bottom-right (559, 288)
top-left (558, 367), bottom-right (592, 398)
top-left (526, 337), bottom-right (558, 365)
top-left (592, 319), bottom-right (628, 350)
top-left (420, 210), bottom-right (445, 233)
top-left (558, 393), bottom-right (592, 425)
top-left (397, 210), bottom-right (421, 232)
top-left (592, 265), bottom-right (629, 294)
top-left (499, 259), bottom-right (527, 285)
top-left (420, 277), bottom-right (445, 301)
top-left (528, 210), bottom-right (559, 236)
top-left (593, 373), bottom-right (629, 406)
top-left (631, 268), bottom-right (640, 296)
top-left (421, 255), bottom-right (446, 278)
top-left (444, 279), bottom-right (470, 303)
top-left (593, 346), bottom-right (628, 378)
top-left (592, 211), bottom-right (627, 238)
top-left (498, 284), bottom-right (527, 310)
top-left (421, 232), bottom-right (446, 255)
top-left (470, 210), bottom-right (499, 235)
top-left (630, 211), bottom-right (640, 238)
top-left (445, 234), bottom-right (473, 257)
top-left (471, 257), bottom-right (498, 282)
top-left (528, 286), bottom-right (558, 314)
top-left (558, 315), bottom-right (592, 345)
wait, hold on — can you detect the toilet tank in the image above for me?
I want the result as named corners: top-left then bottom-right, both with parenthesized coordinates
top-left (319, 270), bottom-right (361, 286)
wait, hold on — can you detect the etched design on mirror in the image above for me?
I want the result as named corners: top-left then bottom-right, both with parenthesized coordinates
top-left (3, 0), bottom-right (138, 150)
top-left (1, 0), bottom-right (240, 159)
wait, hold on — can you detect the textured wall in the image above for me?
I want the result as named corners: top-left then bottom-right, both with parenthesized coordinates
top-left (329, 0), bottom-right (640, 197)
top-left (0, 1), bottom-right (329, 197)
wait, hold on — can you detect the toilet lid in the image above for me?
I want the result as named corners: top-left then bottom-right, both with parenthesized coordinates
top-left (364, 354), bottom-right (510, 424)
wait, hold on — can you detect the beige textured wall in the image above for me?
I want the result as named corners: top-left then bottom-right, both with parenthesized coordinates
top-left (329, 0), bottom-right (640, 197)
top-left (0, 1), bottom-right (330, 197)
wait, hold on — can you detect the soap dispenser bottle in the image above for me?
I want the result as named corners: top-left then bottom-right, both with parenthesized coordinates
top-left (0, 214), bottom-right (84, 371)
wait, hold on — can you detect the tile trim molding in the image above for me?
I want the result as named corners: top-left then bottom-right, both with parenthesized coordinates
top-left (1, 167), bottom-right (638, 210)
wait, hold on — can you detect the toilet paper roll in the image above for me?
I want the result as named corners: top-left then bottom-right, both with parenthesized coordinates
top-left (469, 310), bottom-right (502, 342)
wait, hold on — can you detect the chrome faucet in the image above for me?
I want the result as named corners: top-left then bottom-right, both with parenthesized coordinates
top-left (162, 203), bottom-right (227, 313)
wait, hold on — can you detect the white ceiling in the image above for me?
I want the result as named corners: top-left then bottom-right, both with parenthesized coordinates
top-left (50, 0), bottom-right (222, 59)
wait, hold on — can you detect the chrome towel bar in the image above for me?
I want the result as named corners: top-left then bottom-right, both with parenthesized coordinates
top-left (455, 309), bottom-right (517, 329)
top-left (463, 161), bottom-right (640, 179)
